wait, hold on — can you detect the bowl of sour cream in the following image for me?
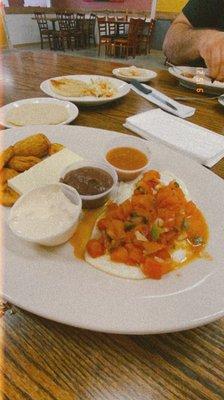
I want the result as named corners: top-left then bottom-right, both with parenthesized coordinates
top-left (8, 183), bottom-right (82, 246)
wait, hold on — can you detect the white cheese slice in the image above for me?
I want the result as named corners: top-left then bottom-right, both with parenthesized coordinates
top-left (8, 148), bottom-right (83, 195)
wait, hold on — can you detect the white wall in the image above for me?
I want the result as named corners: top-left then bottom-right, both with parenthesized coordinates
top-left (6, 14), bottom-right (40, 45)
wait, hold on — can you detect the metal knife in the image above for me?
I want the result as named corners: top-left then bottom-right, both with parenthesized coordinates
top-left (131, 79), bottom-right (178, 111)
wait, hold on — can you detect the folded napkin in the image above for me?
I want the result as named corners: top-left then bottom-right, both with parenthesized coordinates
top-left (131, 84), bottom-right (195, 118)
top-left (124, 109), bottom-right (224, 167)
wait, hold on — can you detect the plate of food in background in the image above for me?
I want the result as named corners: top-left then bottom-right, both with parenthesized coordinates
top-left (40, 75), bottom-right (130, 105)
top-left (1, 125), bottom-right (224, 334)
top-left (112, 66), bottom-right (157, 82)
top-left (169, 66), bottom-right (224, 95)
top-left (0, 98), bottom-right (79, 129)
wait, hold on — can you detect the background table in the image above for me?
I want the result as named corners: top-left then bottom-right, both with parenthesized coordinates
top-left (1, 51), bottom-right (224, 400)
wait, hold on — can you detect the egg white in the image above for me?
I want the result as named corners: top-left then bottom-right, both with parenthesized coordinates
top-left (85, 171), bottom-right (190, 279)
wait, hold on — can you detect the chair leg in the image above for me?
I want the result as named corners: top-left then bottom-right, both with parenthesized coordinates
top-left (98, 42), bottom-right (101, 56)
top-left (40, 35), bottom-right (43, 49)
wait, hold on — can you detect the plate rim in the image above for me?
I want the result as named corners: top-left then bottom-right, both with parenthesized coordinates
top-left (0, 97), bottom-right (79, 128)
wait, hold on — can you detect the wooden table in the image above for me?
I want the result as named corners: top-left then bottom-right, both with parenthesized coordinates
top-left (1, 51), bottom-right (224, 400)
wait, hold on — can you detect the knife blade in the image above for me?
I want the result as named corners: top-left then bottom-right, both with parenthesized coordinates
top-left (131, 80), bottom-right (178, 111)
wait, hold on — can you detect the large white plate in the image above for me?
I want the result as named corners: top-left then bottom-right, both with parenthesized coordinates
top-left (112, 67), bottom-right (157, 82)
top-left (169, 66), bottom-right (224, 95)
top-left (0, 98), bottom-right (79, 128)
top-left (1, 125), bottom-right (224, 334)
top-left (40, 75), bottom-right (130, 105)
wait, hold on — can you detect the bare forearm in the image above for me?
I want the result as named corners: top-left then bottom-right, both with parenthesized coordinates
top-left (163, 23), bottom-right (211, 65)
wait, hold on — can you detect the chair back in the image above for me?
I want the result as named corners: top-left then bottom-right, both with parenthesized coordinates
top-left (127, 18), bottom-right (145, 44)
top-left (107, 16), bottom-right (116, 36)
top-left (116, 16), bottom-right (126, 35)
top-left (97, 16), bottom-right (108, 37)
top-left (34, 12), bottom-right (48, 32)
top-left (76, 13), bottom-right (85, 31)
top-left (56, 12), bottom-right (71, 31)
top-left (88, 13), bottom-right (96, 35)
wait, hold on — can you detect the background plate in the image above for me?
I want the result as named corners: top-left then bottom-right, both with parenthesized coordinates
top-left (1, 125), bottom-right (224, 334)
top-left (0, 97), bottom-right (79, 128)
top-left (169, 66), bottom-right (224, 95)
top-left (40, 75), bottom-right (130, 105)
top-left (112, 67), bottom-right (157, 82)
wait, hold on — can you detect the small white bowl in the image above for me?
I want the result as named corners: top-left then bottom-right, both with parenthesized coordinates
top-left (60, 160), bottom-right (118, 209)
top-left (104, 136), bottom-right (151, 182)
top-left (8, 183), bottom-right (82, 246)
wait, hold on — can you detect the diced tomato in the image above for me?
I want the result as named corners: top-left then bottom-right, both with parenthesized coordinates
top-left (111, 247), bottom-right (129, 263)
top-left (154, 248), bottom-right (171, 261)
top-left (132, 194), bottom-right (154, 210)
top-left (120, 200), bottom-right (133, 218)
top-left (86, 239), bottom-right (105, 258)
top-left (125, 243), bottom-right (143, 265)
top-left (142, 241), bottom-right (164, 255)
top-left (142, 258), bottom-right (163, 279)
top-left (107, 219), bottom-right (125, 240)
top-left (142, 170), bottom-right (160, 182)
top-left (97, 218), bottom-right (108, 231)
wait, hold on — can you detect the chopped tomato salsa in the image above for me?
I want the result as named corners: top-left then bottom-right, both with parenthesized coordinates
top-left (86, 170), bottom-right (208, 279)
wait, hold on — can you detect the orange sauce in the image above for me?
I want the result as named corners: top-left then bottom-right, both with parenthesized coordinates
top-left (70, 204), bottom-right (107, 260)
top-left (106, 147), bottom-right (148, 171)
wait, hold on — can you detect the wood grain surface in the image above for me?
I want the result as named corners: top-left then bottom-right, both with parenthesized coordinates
top-left (0, 51), bottom-right (224, 400)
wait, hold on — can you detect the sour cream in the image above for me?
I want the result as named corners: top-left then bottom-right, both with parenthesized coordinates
top-left (9, 184), bottom-right (82, 246)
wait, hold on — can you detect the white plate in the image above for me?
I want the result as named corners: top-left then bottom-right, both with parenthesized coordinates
top-left (1, 125), bottom-right (224, 334)
top-left (40, 75), bottom-right (130, 105)
top-left (112, 67), bottom-right (157, 82)
top-left (218, 95), bottom-right (224, 107)
top-left (169, 66), bottom-right (224, 95)
top-left (0, 98), bottom-right (79, 128)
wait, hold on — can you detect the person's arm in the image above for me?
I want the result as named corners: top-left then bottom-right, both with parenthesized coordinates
top-left (163, 13), bottom-right (224, 81)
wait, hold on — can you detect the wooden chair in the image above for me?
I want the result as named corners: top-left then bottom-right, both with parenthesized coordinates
top-left (116, 16), bottom-right (127, 37)
top-left (107, 16), bottom-right (117, 38)
top-left (97, 16), bottom-right (112, 56)
top-left (34, 12), bottom-right (57, 50)
top-left (111, 18), bottom-right (145, 59)
top-left (85, 13), bottom-right (96, 47)
top-left (56, 12), bottom-right (72, 51)
top-left (140, 19), bottom-right (156, 55)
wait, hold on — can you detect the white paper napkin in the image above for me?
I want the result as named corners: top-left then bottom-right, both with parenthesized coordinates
top-left (131, 84), bottom-right (195, 118)
top-left (124, 109), bottom-right (224, 167)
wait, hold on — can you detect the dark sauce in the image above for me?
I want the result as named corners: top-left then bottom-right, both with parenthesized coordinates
top-left (61, 167), bottom-right (113, 196)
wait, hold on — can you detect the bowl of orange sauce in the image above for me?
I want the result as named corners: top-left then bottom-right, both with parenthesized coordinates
top-left (104, 136), bottom-right (150, 181)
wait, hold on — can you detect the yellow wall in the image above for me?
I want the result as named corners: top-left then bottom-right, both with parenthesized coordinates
top-left (157, 0), bottom-right (188, 13)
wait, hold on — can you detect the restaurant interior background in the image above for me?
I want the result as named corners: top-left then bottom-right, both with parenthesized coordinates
top-left (0, 0), bottom-right (189, 52)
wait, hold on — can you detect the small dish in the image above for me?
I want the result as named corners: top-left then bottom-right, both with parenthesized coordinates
top-left (104, 136), bottom-right (151, 181)
top-left (60, 160), bottom-right (118, 209)
top-left (0, 98), bottom-right (79, 128)
top-left (8, 183), bottom-right (82, 246)
top-left (112, 67), bottom-right (157, 83)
